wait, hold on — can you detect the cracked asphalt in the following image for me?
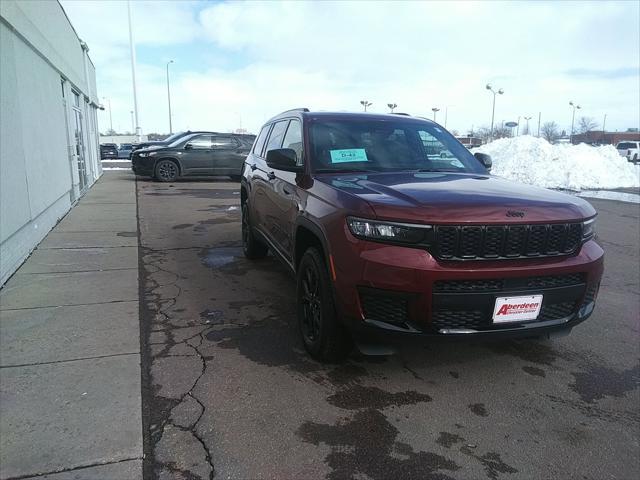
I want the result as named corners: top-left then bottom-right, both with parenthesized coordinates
top-left (136, 176), bottom-right (639, 480)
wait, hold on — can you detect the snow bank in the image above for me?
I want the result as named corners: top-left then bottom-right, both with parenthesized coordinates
top-left (475, 136), bottom-right (640, 191)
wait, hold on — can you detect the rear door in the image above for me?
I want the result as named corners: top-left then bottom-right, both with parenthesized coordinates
top-left (181, 135), bottom-right (213, 173)
top-left (211, 135), bottom-right (244, 175)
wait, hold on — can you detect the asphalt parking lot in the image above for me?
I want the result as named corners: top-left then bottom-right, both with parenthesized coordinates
top-left (137, 175), bottom-right (639, 480)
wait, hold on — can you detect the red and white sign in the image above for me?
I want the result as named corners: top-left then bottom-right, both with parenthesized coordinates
top-left (492, 295), bottom-right (543, 323)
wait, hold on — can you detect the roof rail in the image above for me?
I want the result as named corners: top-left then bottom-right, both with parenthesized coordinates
top-left (279, 107), bottom-right (310, 115)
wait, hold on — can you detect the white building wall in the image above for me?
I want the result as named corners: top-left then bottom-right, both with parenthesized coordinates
top-left (0, 1), bottom-right (101, 285)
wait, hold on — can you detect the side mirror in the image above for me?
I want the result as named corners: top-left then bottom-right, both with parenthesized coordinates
top-left (184, 143), bottom-right (193, 150)
top-left (266, 148), bottom-right (301, 172)
top-left (474, 152), bottom-right (492, 172)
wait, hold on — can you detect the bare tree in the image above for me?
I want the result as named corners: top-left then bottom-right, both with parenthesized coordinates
top-left (577, 116), bottom-right (598, 134)
top-left (475, 125), bottom-right (511, 143)
top-left (541, 121), bottom-right (561, 143)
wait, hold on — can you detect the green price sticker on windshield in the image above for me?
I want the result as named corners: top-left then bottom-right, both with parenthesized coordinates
top-left (330, 149), bottom-right (369, 163)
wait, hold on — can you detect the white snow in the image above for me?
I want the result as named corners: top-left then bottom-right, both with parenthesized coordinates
top-left (475, 136), bottom-right (640, 191)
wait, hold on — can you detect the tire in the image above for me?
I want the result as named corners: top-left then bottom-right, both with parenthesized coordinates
top-left (297, 247), bottom-right (352, 363)
top-left (154, 159), bottom-right (179, 182)
top-left (241, 202), bottom-right (268, 259)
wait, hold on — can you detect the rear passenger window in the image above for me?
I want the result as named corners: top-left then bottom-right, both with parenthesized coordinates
top-left (282, 119), bottom-right (303, 165)
top-left (265, 120), bottom-right (289, 153)
top-left (253, 125), bottom-right (271, 157)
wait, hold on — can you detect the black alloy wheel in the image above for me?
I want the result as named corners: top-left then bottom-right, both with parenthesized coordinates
top-left (154, 160), bottom-right (179, 182)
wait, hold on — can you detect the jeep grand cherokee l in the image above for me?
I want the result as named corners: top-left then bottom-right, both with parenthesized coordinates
top-left (241, 109), bottom-right (603, 362)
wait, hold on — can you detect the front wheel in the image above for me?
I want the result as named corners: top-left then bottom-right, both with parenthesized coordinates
top-left (297, 247), bottom-right (352, 363)
top-left (154, 159), bottom-right (179, 182)
top-left (241, 202), bottom-right (268, 259)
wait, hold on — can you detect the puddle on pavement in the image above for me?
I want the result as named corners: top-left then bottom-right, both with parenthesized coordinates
top-left (199, 246), bottom-right (243, 268)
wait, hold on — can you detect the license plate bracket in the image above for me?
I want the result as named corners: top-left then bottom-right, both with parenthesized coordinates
top-left (492, 295), bottom-right (543, 323)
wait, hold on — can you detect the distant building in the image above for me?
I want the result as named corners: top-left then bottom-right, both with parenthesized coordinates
top-left (100, 134), bottom-right (149, 145)
top-left (571, 131), bottom-right (640, 145)
top-left (0, 1), bottom-right (101, 284)
top-left (456, 136), bottom-right (482, 148)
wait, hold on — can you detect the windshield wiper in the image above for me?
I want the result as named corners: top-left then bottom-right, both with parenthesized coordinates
top-left (314, 168), bottom-right (374, 174)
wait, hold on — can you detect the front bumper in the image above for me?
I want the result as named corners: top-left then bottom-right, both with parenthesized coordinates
top-left (130, 157), bottom-right (155, 176)
top-left (331, 237), bottom-right (604, 341)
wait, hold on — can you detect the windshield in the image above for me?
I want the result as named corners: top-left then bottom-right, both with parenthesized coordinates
top-left (309, 119), bottom-right (485, 174)
top-left (163, 131), bottom-right (187, 143)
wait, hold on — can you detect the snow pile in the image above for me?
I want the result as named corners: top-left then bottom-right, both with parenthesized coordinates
top-left (475, 136), bottom-right (640, 191)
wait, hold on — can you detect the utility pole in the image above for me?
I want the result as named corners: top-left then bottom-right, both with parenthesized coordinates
top-left (166, 60), bottom-right (174, 134)
top-left (486, 84), bottom-right (504, 141)
top-left (102, 97), bottom-right (113, 132)
top-left (127, 0), bottom-right (141, 142)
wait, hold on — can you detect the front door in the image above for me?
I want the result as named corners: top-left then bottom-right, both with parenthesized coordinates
top-left (181, 134), bottom-right (213, 174)
top-left (72, 92), bottom-right (88, 191)
top-left (211, 135), bottom-right (243, 175)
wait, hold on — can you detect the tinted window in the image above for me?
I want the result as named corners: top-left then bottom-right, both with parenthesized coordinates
top-left (212, 136), bottom-right (236, 148)
top-left (617, 142), bottom-right (637, 149)
top-left (282, 119), bottom-right (303, 164)
top-left (309, 119), bottom-right (484, 173)
top-left (253, 125), bottom-right (271, 157)
top-left (265, 120), bottom-right (289, 153)
top-left (186, 135), bottom-right (212, 149)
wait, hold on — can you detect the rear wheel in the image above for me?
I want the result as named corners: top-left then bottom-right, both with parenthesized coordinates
top-left (297, 247), bottom-right (352, 363)
top-left (241, 202), bottom-right (268, 259)
top-left (154, 159), bottom-right (179, 182)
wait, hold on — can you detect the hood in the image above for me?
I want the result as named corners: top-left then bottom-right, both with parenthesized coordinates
top-left (137, 145), bottom-right (166, 153)
top-left (316, 171), bottom-right (595, 223)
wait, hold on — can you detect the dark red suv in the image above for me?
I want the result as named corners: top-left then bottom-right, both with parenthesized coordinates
top-left (240, 109), bottom-right (603, 362)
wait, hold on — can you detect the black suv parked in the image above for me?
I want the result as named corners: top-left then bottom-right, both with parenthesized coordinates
top-left (131, 132), bottom-right (253, 181)
top-left (100, 143), bottom-right (118, 159)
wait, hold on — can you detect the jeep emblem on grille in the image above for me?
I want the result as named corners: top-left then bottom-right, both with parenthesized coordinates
top-left (506, 210), bottom-right (525, 218)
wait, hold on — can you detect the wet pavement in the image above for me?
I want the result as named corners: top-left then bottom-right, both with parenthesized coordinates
top-left (136, 175), bottom-right (639, 480)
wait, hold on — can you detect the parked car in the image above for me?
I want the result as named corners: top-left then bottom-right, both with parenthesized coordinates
top-left (100, 143), bottom-right (118, 159)
top-left (131, 131), bottom-right (213, 153)
top-left (615, 141), bottom-right (640, 163)
top-left (118, 143), bottom-right (134, 159)
top-left (241, 108), bottom-right (603, 362)
top-left (131, 133), bottom-right (252, 181)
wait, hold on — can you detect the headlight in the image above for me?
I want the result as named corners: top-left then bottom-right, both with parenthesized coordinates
top-left (346, 216), bottom-right (430, 244)
top-left (582, 217), bottom-right (596, 241)
top-left (138, 152), bottom-right (157, 158)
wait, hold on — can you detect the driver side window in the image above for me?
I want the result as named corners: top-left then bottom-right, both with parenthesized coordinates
top-left (282, 119), bottom-right (303, 165)
top-left (186, 135), bottom-right (212, 149)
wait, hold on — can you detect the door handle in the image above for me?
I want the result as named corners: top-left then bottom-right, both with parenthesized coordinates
top-left (250, 164), bottom-right (257, 171)
top-left (267, 171), bottom-right (276, 180)
top-left (283, 186), bottom-right (293, 195)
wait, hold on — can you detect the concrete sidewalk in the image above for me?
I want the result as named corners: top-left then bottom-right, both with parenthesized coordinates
top-left (0, 172), bottom-right (142, 479)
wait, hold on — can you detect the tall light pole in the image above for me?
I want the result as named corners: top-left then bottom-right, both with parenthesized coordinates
top-left (569, 101), bottom-right (581, 144)
top-left (431, 107), bottom-right (440, 121)
top-left (602, 113), bottom-right (607, 144)
top-left (516, 115), bottom-right (521, 136)
top-left (102, 96), bottom-right (113, 132)
top-left (523, 116), bottom-right (532, 135)
top-left (127, 0), bottom-right (141, 141)
top-left (444, 106), bottom-right (449, 128)
top-left (486, 84), bottom-right (504, 141)
top-left (130, 111), bottom-right (134, 134)
top-left (166, 60), bottom-right (174, 134)
top-left (387, 103), bottom-right (397, 113)
top-left (537, 112), bottom-right (541, 137)
top-left (360, 100), bottom-right (372, 112)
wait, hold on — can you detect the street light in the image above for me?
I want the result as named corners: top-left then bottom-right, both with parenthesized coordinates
top-left (569, 101), bottom-right (581, 144)
top-left (102, 96), bottom-right (113, 132)
top-left (486, 84), bottom-right (504, 141)
top-left (360, 100), bottom-right (372, 112)
top-left (387, 103), bottom-right (397, 113)
top-left (523, 116), bottom-right (532, 135)
top-left (166, 60), bottom-right (174, 134)
top-left (431, 107), bottom-right (440, 121)
top-left (130, 110), bottom-right (134, 134)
